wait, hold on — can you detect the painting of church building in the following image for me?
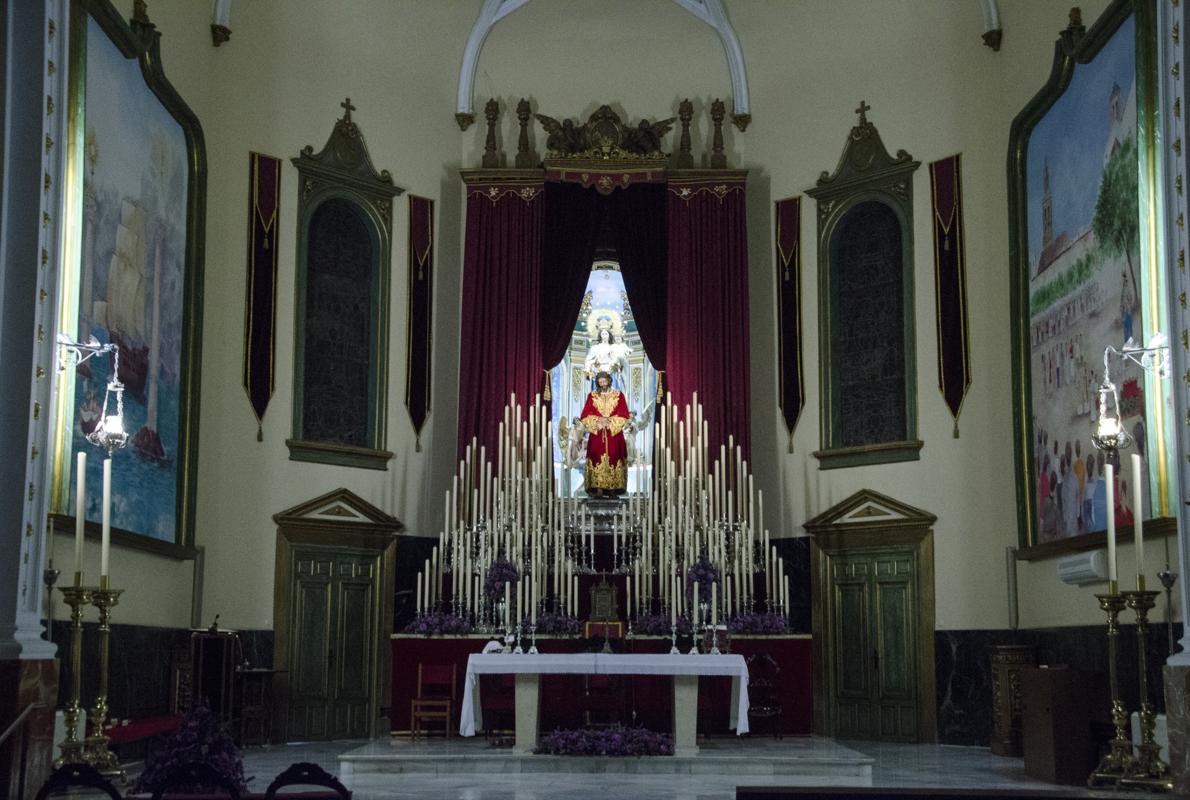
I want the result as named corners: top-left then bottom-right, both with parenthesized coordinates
top-left (1025, 14), bottom-right (1147, 543)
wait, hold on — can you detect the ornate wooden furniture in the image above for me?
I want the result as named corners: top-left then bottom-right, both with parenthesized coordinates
top-left (746, 652), bottom-right (785, 739)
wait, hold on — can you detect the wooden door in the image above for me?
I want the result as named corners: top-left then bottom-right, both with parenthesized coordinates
top-left (829, 548), bottom-right (919, 742)
top-left (806, 488), bottom-right (936, 743)
top-left (286, 548), bottom-right (377, 740)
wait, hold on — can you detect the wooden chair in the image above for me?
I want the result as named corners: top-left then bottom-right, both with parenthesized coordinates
top-left (746, 652), bottom-right (784, 739)
top-left (35, 763), bottom-right (122, 800)
top-left (410, 663), bottom-right (456, 738)
top-left (264, 762), bottom-right (350, 799)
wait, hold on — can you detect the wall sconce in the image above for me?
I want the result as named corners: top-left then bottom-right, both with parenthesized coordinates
top-left (211, 0), bottom-right (232, 47)
top-left (57, 334), bottom-right (129, 455)
top-left (1090, 334), bottom-right (1170, 454)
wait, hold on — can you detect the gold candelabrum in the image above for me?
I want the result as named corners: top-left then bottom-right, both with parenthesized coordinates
top-left (54, 574), bottom-right (125, 780)
top-left (1088, 579), bottom-right (1172, 792)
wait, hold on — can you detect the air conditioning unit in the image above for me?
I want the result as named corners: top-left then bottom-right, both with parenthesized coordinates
top-left (1057, 549), bottom-right (1109, 585)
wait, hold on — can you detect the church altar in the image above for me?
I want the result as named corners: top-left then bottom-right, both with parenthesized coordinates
top-left (459, 652), bottom-right (750, 756)
top-left (390, 633), bottom-right (811, 738)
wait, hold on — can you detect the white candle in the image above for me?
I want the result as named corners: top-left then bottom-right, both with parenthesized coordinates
top-left (74, 452), bottom-right (86, 581)
top-left (711, 581), bottom-right (718, 628)
top-left (100, 457), bottom-right (112, 578)
top-left (504, 581), bottom-right (511, 628)
top-left (431, 547), bottom-right (439, 605)
top-left (423, 559), bottom-right (433, 609)
top-left (693, 580), bottom-right (699, 623)
top-left (1132, 453), bottom-right (1144, 588)
top-left (1106, 463), bottom-right (1118, 585)
top-left (417, 573), bottom-right (423, 614)
top-left (670, 578), bottom-right (677, 626)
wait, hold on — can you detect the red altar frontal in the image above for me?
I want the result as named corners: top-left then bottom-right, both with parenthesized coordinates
top-left (390, 634), bottom-right (811, 736)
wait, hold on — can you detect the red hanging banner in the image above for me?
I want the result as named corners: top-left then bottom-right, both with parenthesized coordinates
top-left (406, 195), bottom-right (434, 451)
top-left (243, 152), bottom-right (280, 441)
top-left (929, 154), bottom-right (971, 437)
top-left (775, 196), bottom-right (803, 452)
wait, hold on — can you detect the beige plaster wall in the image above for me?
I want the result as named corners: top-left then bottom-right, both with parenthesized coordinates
top-left (81, 0), bottom-right (1174, 633)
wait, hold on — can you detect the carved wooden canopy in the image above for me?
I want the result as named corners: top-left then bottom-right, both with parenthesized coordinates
top-left (536, 104), bottom-right (676, 161)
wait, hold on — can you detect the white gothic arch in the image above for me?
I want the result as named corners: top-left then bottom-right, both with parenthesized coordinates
top-left (453, 0), bottom-right (1003, 131)
top-left (454, 0), bottom-right (753, 130)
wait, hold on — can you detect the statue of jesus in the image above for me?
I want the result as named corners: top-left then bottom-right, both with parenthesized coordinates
top-left (581, 370), bottom-right (630, 495)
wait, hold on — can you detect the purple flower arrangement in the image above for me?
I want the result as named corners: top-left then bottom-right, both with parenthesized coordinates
top-left (484, 558), bottom-right (520, 600)
top-left (522, 610), bottom-right (582, 636)
top-left (132, 700), bottom-right (246, 795)
top-left (685, 558), bottom-right (719, 604)
top-left (633, 612), bottom-right (693, 636)
top-left (535, 725), bottom-right (673, 757)
top-left (406, 610), bottom-right (474, 636)
top-left (726, 610), bottom-right (789, 634)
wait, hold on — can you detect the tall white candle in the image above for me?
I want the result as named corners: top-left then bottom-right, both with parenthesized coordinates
top-left (417, 573), bottom-right (423, 614)
top-left (1131, 453), bottom-right (1144, 588)
top-left (711, 581), bottom-right (718, 628)
top-left (504, 581), bottom-right (511, 628)
top-left (100, 457), bottom-right (112, 578)
top-left (1106, 463), bottom-right (1118, 585)
top-left (74, 452), bottom-right (86, 581)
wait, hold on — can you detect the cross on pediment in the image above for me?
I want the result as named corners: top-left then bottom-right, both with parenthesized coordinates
top-left (341, 97), bottom-right (356, 123)
top-left (855, 100), bottom-right (871, 126)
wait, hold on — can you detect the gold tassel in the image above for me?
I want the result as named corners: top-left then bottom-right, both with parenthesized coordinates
top-left (655, 371), bottom-right (665, 404)
top-left (543, 369), bottom-right (552, 402)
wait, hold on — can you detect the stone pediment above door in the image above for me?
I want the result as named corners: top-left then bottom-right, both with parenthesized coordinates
top-left (273, 487), bottom-right (403, 534)
top-left (804, 488), bottom-right (936, 536)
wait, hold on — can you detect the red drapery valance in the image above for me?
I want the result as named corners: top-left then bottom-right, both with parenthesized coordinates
top-left (457, 174), bottom-right (544, 456)
top-left (665, 172), bottom-right (751, 460)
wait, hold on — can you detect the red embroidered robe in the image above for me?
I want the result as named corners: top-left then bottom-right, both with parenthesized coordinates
top-left (580, 388), bottom-right (630, 492)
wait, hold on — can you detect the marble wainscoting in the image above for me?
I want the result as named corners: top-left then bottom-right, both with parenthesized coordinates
top-left (773, 537), bottom-right (811, 633)
top-left (393, 535), bottom-right (437, 632)
top-left (0, 657), bottom-right (58, 799)
top-left (1165, 662), bottom-right (1190, 794)
top-left (935, 624), bottom-right (1183, 746)
top-left (48, 622), bottom-right (274, 722)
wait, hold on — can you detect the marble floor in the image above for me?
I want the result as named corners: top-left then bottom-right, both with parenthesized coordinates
top-left (222, 737), bottom-right (1157, 799)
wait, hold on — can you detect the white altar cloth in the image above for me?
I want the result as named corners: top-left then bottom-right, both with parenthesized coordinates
top-left (459, 652), bottom-right (750, 738)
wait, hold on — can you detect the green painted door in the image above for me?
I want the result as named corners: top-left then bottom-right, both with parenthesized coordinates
top-left (287, 549), bottom-right (377, 740)
top-left (831, 549), bottom-right (918, 741)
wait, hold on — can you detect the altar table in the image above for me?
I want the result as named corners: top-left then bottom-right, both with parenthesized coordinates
top-left (459, 652), bottom-right (750, 755)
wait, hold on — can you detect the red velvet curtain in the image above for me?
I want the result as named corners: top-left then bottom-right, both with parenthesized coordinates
top-left (608, 184), bottom-right (667, 371)
top-left (457, 180), bottom-right (544, 456)
top-left (666, 175), bottom-right (751, 458)
top-left (540, 182), bottom-right (602, 377)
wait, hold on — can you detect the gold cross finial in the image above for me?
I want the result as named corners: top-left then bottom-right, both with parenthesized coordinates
top-left (341, 97), bottom-right (356, 123)
top-left (856, 100), bottom-right (871, 125)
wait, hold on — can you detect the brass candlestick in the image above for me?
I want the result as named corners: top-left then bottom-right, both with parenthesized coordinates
top-left (1089, 586), bottom-right (1134, 788)
top-left (55, 578), bottom-right (92, 768)
top-left (85, 577), bottom-right (124, 779)
top-left (1120, 586), bottom-right (1172, 792)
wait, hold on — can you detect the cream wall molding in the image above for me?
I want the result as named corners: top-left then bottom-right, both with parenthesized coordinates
top-left (454, 0), bottom-right (752, 130)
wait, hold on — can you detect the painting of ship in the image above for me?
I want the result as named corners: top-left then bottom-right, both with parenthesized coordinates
top-left (103, 197), bottom-right (166, 464)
